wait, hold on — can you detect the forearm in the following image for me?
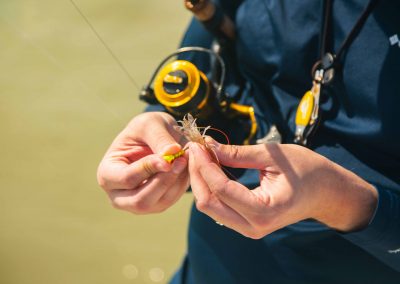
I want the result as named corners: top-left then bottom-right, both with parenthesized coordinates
top-left (313, 160), bottom-right (400, 272)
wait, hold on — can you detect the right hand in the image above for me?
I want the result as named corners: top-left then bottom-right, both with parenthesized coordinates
top-left (97, 112), bottom-right (189, 214)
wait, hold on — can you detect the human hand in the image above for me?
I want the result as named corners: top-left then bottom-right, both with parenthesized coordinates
top-left (188, 139), bottom-right (378, 238)
top-left (97, 112), bottom-right (189, 214)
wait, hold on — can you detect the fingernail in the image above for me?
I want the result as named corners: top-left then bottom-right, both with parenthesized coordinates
top-left (204, 137), bottom-right (219, 149)
top-left (161, 143), bottom-right (181, 155)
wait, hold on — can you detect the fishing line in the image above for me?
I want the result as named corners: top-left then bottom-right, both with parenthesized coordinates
top-left (69, 0), bottom-right (139, 90)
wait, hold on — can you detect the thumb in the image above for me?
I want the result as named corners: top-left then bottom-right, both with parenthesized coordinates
top-left (205, 137), bottom-right (276, 169)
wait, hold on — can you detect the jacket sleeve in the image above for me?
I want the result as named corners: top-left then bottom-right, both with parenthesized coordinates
top-left (342, 186), bottom-right (400, 272)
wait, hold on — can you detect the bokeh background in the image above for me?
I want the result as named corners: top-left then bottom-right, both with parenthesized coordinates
top-left (0, 1), bottom-right (193, 283)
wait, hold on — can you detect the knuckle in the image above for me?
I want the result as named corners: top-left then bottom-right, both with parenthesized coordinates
top-left (118, 171), bottom-right (134, 188)
top-left (152, 205), bottom-right (168, 214)
top-left (110, 198), bottom-right (124, 210)
top-left (244, 228), bottom-right (265, 240)
top-left (251, 232), bottom-right (266, 240)
top-left (212, 179), bottom-right (232, 197)
top-left (130, 198), bottom-right (151, 213)
top-left (141, 159), bottom-right (157, 177)
top-left (111, 196), bottom-right (155, 214)
top-left (96, 165), bottom-right (109, 189)
top-left (157, 197), bottom-right (173, 210)
top-left (252, 213), bottom-right (270, 228)
top-left (130, 113), bottom-right (149, 129)
top-left (97, 174), bottom-right (108, 189)
top-left (227, 144), bottom-right (241, 160)
top-left (195, 198), bottom-right (211, 213)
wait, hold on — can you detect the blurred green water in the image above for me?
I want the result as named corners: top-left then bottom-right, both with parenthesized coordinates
top-left (0, 1), bottom-right (192, 283)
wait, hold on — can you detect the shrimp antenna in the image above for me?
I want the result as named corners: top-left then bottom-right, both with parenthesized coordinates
top-left (208, 127), bottom-right (231, 145)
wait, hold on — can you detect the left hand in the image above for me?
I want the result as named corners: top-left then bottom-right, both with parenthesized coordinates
top-left (188, 139), bottom-right (378, 239)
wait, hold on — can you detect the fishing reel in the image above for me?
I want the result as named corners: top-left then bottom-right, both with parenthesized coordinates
top-left (139, 46), bottom-right (257, 144)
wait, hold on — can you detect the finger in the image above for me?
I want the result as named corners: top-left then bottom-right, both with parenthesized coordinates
top-left (199, 161), bottom-right (266, 219)
top-left (105, 144), bottom-right (153, 164)
top-left (121, 156), bottom-right (188, 211)
top-left (191, 143), bottom-right (262, 216)
top-left (197, 157), bottom-right (278, 237)
top-left (100, 154), bottom-right (172, 190)
top-left (140, 121), bottom-right (183, 155)
top-left (114, 113), bottom-right (182, 157)
top-left (189, 143), bottom-right (253, 233)
top-left (158, 158), bottom-right (190, 210)
top-left (205, 137), bottom-right (278, 170)
top-left (195, 193), bottom-right (253, 234)
top-left (109, 159), bottom-right (187, 213)
top-left (123, 145), bottom-right (153, 162)
top-left (188, 143), bottom-right (212, 204)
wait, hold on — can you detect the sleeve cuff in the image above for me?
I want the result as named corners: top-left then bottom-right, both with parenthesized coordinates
top-left (343, 186), bottom-right (398, 245)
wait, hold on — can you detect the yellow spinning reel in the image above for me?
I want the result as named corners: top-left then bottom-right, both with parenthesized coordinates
top-left (140, 47), bottom-right (224, 118)
top-left (139, 46), bottom-right (257, 144)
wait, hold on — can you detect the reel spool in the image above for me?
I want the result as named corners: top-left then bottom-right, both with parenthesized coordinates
top-left (140, 47), bottom-right (224, 119)
top-left (153, 60), bottom-right (213, 117)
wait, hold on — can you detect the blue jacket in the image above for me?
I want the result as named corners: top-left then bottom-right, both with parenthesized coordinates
top-left (162, 0), bottom-right (400, 283)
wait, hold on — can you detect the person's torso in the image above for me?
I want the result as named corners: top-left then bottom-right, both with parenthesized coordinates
top-left (181, 1), bottom-right (400, 283)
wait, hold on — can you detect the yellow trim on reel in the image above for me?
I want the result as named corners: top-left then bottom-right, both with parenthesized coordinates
top-left (228, 102), bottom-right (257, 145)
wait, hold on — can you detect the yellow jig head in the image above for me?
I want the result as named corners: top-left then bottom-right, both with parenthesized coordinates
top-left (163, 149), bottom-right (186, 164)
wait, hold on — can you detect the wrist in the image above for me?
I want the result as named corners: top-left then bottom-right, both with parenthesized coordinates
top-left (313, 161), bottom-right (378, 232)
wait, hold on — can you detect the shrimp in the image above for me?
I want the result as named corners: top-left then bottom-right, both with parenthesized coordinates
top-left (163, 113), bottom-right (218, 163)
top-left (175, 113), bottom-right (211, 146)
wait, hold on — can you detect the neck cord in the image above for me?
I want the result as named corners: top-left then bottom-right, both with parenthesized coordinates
top-left (295, 0), bottom-right (381, 146)
top-left (319, 0), bottom-right (381, 69)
